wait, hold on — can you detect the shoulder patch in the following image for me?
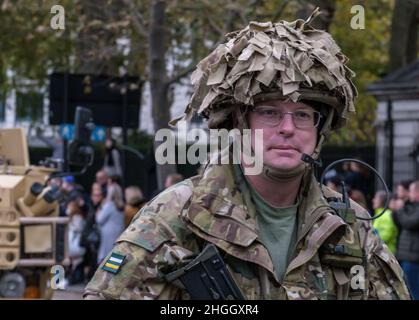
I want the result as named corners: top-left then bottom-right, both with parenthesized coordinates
top-left (102, 252), bottom-right (126, 274)
top-left (116, 216), bottom-right (177, 252)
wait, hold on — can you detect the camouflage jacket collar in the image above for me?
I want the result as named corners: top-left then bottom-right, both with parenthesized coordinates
top-left (184, 160), bottom-right (259, 246)
top-left (182, 149), bottom-right (349, 282)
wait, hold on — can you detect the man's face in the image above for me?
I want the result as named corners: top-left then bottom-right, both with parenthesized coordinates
top-left (247, 100), bottom-right (318, 172)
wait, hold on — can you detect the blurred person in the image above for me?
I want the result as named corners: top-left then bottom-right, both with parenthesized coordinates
top-left (389, 194), bottom-right (405, 212)
top-left (345, 161), bottom-right (369, 197)
top-left (103, 138), bottom-right (123, 179)
top-left (325, 175), bottom-right (342, 192)
top-left (80, 183), bottom-right (104, 281)
top-left (108, 174), bottom-right (122, 187)
top-left (341, 161), bottom-right (352, 181)
top-left (165, 173), bottom-right (184, 189)
top-left (393, 180), bottom-right (419, 299)
top-left (67, 197), bottom-right (87, 284)
top-left (396, 179), bottom-right (414, 205)
top-left (45, 176), bottom-right (64, 214)
top-left (124, 186), bottom-right (147, 227)
top-left (323, 168), bottom-right (338, 182)
top-left (62, 175), bottom-right (75, 193)
top-left (150, 173), bottom-right (185, 199)
top-left (349, 189), bottom-right (368, 210)
top-left (372, 190), bottom-right (398, 254)
top-left (59, 176), bottom-right (83, 216)
top-left (95, 170), bottom-right (108, 197)
top-left (48, 177), bottom-right (62, 189)
top-left (96, 183), bottom-right (125, 264)
top-left (91, 183), bottom-right (105, 211)
top-left (389, 193), bottom-right (404, 257)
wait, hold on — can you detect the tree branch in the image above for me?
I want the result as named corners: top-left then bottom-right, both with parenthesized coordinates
top-left (167, 0), bottom-right (251, 86)
top-left (124, 0), bottom-right (148, 37)
top-left (167, 62), bottom-right (196, 85)
top-left (207, 17), bottom-right (225, 37)
top-left (221, 6), bottom-right (239, 36)
top-left (238, 9), bottom-right (249, 26)
top-left (272, 0), bottom-right (291, 22)
top-left (244, 0), bottom-right (266, 24)
top-left (167, 23), bottom-right (234, 86)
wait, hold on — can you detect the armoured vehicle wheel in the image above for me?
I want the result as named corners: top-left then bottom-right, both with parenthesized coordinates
top-left (0, 272), bottom-right (26, 298)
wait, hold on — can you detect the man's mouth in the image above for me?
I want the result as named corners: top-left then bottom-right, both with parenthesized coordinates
top-left (269, 145), bottom-right (299, 151)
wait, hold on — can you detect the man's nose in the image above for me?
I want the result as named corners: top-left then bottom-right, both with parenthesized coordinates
top-left (276, 113), bottom-right (295, 134)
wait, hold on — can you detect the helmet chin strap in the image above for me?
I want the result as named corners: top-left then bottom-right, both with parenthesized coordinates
top-left (236, 107), bottom-right (335, 183)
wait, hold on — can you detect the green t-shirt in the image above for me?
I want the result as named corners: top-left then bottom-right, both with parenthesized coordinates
top-left (233, 164), bottom-right (298, 282)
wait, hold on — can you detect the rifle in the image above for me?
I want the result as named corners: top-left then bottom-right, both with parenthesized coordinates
top-left (165, 243), bottom-right (245, 300)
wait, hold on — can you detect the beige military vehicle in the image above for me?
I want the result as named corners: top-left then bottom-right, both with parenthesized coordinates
top-left (0, 128), bottom-right (67, 299)
top-left (0, 107), bottom-right (94, 299)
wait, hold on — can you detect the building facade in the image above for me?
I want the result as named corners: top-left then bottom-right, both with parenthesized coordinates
top-left (368, 60), bottom-right (419, 190)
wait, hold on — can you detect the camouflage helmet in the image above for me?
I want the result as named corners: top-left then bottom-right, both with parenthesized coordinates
top-left (170, 9), bottom-right (357, 132)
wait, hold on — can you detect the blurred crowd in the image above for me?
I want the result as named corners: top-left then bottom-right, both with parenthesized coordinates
top-left (325, 161), bottom-right (419, 299)
top-left (47, 138), bottom-right (184, 287)
top-left (52, 169), bottom-right (185, 286)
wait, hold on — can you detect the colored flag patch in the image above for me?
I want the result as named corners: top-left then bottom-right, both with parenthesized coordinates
top-left (102, 252), bottom-right (126, 274)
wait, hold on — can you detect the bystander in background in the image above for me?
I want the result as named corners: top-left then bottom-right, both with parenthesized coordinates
top-left (393, 180), bottom-right (419, 299)
top-left (67, 195), bottom-right (87, 284)
top-left (103, 138), bottom-right (123, 179)
top-left (372, 190), bottom-right (398, 254)
top-left (96, 183), bottom-right (125, 264)
top-left (124, 186), bottom-right (146, 227)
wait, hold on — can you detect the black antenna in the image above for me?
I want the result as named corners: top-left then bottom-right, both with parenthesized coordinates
top-left (320, 158), bottom-right (390, 221)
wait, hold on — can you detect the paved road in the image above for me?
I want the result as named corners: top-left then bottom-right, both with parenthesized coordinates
top-left (52, 284), bottom-right (85, 300)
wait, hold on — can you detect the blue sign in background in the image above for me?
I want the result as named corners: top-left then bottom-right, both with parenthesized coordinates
top-left (60, 124), bottom-right (106, 142)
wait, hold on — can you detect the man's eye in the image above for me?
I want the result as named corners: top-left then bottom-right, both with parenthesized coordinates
top-left (259, 109), bottom-right (277, 116)
top-left (295, 111), bottom-right (312, 120)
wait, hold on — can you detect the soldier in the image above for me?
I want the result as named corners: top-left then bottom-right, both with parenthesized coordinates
top-left (84, 9), bottom-right (411, 300)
